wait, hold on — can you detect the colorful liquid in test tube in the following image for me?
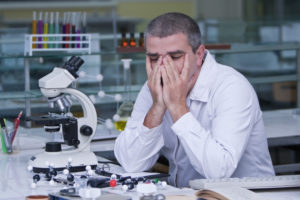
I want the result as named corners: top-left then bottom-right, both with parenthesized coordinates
top-left (76, 12), bottom-right (81, 48)
top-left (65, 12), bottom-right (71, 48)
top-left (62, 12), bottom-right (67, 48)
top-left (71, 12), bottom-right (76, 48)
top-left (82, 12), bottom-right (87, 48)
top-left (48, 12), bottom-right (54, 48)
top-left (32, 11), bottom-right (37, 49)
top-left (55, 12), bottom-right (60, 48)
top-left (37, 12), bottom-right (43, 48)
top-left (43, 12), bottom-right (48, 48)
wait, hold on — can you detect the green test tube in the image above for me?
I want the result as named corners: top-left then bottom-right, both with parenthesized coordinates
top-left (49, 12), bottom-right (54, 48)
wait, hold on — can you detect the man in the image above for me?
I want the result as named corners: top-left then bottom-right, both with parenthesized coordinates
top-left (114, 12), bottom-right (274, 187)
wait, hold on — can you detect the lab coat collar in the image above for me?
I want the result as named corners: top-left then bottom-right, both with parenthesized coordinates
top-left (188, 50), bottom-right (217, 103)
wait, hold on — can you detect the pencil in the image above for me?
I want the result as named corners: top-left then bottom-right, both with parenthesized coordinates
top-left (10, 111), bottom-right (22, 145)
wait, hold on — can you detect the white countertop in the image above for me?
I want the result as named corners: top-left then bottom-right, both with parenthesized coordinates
top-left (0, 149), bottom-right (60, 199)
top-left (263, 109), bottom-right (300, 138)
top-left (1, 148), bottom-right (300, 200)
top-left (1, 109), bottom-right (300, 199)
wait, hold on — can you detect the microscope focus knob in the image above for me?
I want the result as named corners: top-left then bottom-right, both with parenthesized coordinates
top-left (45, 142), bottom-right (62, 152)
top-left (80, 125), bottom-right (93, 136)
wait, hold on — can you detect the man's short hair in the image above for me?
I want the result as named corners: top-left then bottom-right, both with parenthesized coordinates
top-left (145, 12), bottom-right (202, 52)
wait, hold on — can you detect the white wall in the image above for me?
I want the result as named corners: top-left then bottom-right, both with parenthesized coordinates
top-left (196, 0), bottom-right (244, 20)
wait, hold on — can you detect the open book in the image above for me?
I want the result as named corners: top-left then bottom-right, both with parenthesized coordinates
top-left (195, 186), bottom-right (266, 200)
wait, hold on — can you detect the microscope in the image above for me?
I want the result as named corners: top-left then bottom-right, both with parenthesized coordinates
top-left (29, 56), bottom-right (98, 173)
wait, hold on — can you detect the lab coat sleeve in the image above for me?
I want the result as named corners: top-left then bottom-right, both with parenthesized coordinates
top-left (172, 76), bottom-right (257, 178)
top-left (114, 83), bottom-right (164, 172)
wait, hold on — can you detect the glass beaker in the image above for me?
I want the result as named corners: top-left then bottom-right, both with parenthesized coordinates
top-left (114, 59), bottom-right (134, 131)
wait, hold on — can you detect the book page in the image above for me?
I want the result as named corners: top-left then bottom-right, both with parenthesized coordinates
top-left (196, 186), bottom-right (267, 200)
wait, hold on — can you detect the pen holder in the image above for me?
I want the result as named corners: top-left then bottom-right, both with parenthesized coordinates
top-left (0, 126), bottom-right (20, 154)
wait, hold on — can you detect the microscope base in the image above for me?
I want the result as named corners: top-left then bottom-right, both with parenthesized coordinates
top-left (29, 150), bottom-right (98, 173)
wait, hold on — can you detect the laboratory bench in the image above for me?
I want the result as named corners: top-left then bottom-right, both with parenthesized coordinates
top-left (264, 109), bottom-right (300, 174)
top-left (1, 125), bottom-right (300, 200)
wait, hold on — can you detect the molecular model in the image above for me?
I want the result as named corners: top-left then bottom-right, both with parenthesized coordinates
top-left (76, 59), bottom-right (133, 131)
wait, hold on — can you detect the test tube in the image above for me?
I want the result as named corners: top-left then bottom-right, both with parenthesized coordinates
top-left (76, 12), bottom-right (81, 48)
top-left (82, 12), bottom-right (87, 48)
top-left (82, 12), bottom-right (87, 33)
top-left (55, 12), bottom-right (60, 48)
top-left (65, 12), bottom-right (71, 48)
top-left (48, 12), bottom-right (54, 48)
top-left (43, 12), bottom-right (48, 49)
top-left (71, 12), bottom-right (76, 48)
top-left (62, 12), bottom-right (67, 48)
top-left (32, 11), bottom-right (37, 49)
top-left (37, 12), bottom-right (43, 48)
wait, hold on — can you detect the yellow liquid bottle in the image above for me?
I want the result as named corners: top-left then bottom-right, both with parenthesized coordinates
top-left (114, 118), bottom-right (127, 131)
top-left (114, 101), bottom-right (134, 131)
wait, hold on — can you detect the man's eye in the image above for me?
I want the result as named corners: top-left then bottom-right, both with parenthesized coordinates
top-left (150, 57), bottom-right (159, 62)
top-left (171, 55), bottom-right (182, 60)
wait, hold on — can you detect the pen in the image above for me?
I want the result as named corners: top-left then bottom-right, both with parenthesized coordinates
top-left (10, 111), bottom-right (22, 145)
top-left (0, 118), bottom-right (12, 153)
top-left (0, 127), bottom-right (7, 153)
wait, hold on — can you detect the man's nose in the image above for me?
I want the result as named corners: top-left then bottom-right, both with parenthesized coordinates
top-left (158, 55), bottom-right (164, 65)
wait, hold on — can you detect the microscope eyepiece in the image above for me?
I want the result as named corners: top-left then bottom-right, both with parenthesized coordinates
top-left (63, 56), bottom-right (84, 78)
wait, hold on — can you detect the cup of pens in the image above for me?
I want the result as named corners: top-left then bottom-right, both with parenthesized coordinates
top-left (0, 111), bottom-right (22, 154)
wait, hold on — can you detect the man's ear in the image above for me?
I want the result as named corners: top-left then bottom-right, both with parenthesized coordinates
top-left (195, 45), bottom-right (205, 66)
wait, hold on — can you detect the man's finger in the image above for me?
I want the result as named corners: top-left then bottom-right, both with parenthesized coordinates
top-left (181, 54), bottom-right (190, 80)
top-left (146, 56), bottom-right (152, 80)
top-left (153, 64), bottom-right (162, 87)
top-left (163, 55), bottom-right (178, 82)
top-left (161, 65), bottom-right (169, 87)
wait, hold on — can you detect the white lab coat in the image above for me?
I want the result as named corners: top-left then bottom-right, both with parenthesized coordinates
top-left (114, 51), bottom-right (275, 187)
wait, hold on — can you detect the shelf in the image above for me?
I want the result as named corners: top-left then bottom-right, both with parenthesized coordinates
top-left (0, 51), bottom-right (118, 59)
top-left (248, 74), bottom-right (300, 84)
top-left (116, 44), bottom-right (230, 54)
top-left (211, 42), bottom-right (300, 54)
top-left (0, 43), bottom-right (299, 59)
top-left (0, 85), bottom-right (143, 101)
top-left (116, 46), bottom-right (145, 54)
top-left (0, 1), bottom-right (117, 10)
top-left (205, 44), bottom-right (231, 50)
top-left (0, 90), bottom-right (40, 100)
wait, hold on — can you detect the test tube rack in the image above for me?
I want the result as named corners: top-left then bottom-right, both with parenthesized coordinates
top-left (24, 34), bottom-right (92, 56)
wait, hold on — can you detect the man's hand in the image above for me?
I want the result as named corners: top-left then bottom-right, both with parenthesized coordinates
top-left (144, 56), bottom-right (167, 128)
top-left (146, 56), bottom-right (166, 111)
top-left (161, 54), bottom-right (194, 122)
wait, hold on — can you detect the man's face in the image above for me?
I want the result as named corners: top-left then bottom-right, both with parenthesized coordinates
top-left (145, 33), bottom-right (202, 76)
